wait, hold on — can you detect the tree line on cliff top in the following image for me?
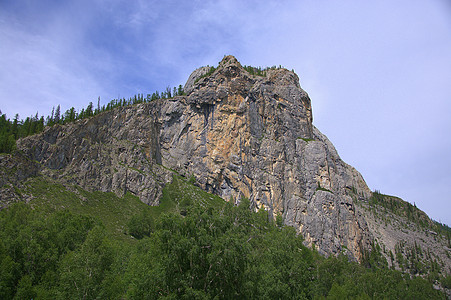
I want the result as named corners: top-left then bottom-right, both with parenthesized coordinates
top-left (0, 60), bottom-right (293, 154)
top-left (0, 85), bottom-right (186, 154)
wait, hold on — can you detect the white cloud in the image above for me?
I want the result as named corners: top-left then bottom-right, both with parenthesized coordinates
top-left (0, 8), bottom-right (108, 118)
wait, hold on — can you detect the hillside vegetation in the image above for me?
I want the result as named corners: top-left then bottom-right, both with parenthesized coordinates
top-left (0, 174), bottom-right (448, 299)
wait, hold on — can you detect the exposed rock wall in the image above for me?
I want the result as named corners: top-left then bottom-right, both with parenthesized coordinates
top-left (16, 55), bottom-right (374, 261)
top-left (0, 153), bottom-right (39, 207)
top-left (18, 105), bottom-right (174, 206)
top-left (157, 56), bottom-right (373, 259)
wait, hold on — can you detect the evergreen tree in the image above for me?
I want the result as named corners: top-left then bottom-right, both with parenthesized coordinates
top-left (78, 108), bottom-right (85, 120)
top-left (37, 116), bottom-right (45, 133)
top-left (177, 85), bottom-right (184, 96)
top-left (0, 132), bottom-right (15, 153)
top-left (86, 102), bottom-right (93, 117)
top-left (48, 106), bottom-right (55, 126)
top-left (54, 105), bottom-right (61, 124)
top-left (12, 114), bottom-right (19, 139)
top-left (63, 107), bottom-right (75, 124)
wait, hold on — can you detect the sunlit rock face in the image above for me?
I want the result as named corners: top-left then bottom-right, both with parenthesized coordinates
top-left (17, 55), bottom-right (373, 261)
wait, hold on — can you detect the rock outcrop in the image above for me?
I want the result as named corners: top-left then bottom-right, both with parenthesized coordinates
top-left (0, 152), bottom-right (39, 207)
top-left (15, 55), bottom-right (451, 270)
top-left (18, 105), bottom-right (174, 206)
top-left (14, 55), bottom-right (374, 261)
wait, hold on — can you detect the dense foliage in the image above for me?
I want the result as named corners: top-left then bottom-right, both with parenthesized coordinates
top-left (0, 196), bottom-right (445, 299)
top-left (0, 113), bottom-right (19, 153)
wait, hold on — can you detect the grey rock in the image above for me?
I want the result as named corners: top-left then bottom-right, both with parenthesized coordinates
top-left (0, 152), bottom-right (39, 207)
top-left (7, 55), bottom-right (449, 271)
top-left (13, 55), bottom-right (372, 261)
top-left (184, 66), bottom-right (211, 95)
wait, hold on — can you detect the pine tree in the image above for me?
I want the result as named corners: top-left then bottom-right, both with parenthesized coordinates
top-left (12, 114), bottom-right (19, 139)
top-left (37, 116), bottom-right (45, 133)
top-left (78, 108), bottom-right (85, 120)
top-left (0, 131), bottom-right (15, 153)
top-left (54, 105), bottom-right (61, 124)
top-left (177, 85), bottom-right (184, 96)
top-left (48, 106), bottom-right (55, 126)
top-left (86, 102), bottom-right (93, 117)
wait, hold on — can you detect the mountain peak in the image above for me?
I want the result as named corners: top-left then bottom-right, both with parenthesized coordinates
top-left (218, 55), bottom-right (242, 68)
top-left (4, 57), bottom-right (450, 275)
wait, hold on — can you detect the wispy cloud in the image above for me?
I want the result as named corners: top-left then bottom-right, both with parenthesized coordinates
top-left (0, 3), bottom-right (111, 117)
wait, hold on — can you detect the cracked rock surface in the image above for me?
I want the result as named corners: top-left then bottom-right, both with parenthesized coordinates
top-left (15, 55), bottom-right (378, 261)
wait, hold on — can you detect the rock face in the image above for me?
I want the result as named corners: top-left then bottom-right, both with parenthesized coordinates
top-left (0, 153), bottom-right (39, 208)
top-left (18, 105), bottom-right (174, 206)
top-left (14, 56), bottom-right (380, 261)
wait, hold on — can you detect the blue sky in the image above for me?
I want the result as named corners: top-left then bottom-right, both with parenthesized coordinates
top-left (1, 0), bottom-right (450, 225)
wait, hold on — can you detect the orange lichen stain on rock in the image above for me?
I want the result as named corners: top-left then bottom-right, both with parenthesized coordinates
top-left (219, 95), bottom-right (245, 114)
top-left (238, 181), bottom-right (251, 199)
top-left (207, 128), bottom-right (237, 160)
top-left (226, 94), bottom-right (244, 107)
top-left (145, 148), bottom-right (151, 160)
top-left (271, 186), bottom-right (284, 214)
top-left (207, 110), bottom-right (246, 163)
top-left (142, 144), bottom-right (153, 161)
top-left (243, 175), bottom-right (252, 187)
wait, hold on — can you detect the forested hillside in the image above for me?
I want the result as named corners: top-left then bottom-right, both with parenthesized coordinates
top-left (0, 174), bottom-right (448, 299)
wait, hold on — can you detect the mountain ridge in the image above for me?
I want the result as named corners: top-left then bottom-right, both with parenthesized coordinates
top-left (1, 55), bottom-right (450, 275)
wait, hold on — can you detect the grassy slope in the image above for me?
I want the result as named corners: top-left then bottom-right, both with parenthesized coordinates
top-left (23, 174), bottom-right (225, 242)
top-left (3, 173), bottom-right (449, 298)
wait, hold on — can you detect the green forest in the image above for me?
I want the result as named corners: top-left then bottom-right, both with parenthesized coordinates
top-left (0, 175), bottom-right (448, 299)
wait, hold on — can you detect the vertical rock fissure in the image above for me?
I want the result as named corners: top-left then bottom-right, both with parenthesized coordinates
top-left (152, 120), bottom-right (162, 165)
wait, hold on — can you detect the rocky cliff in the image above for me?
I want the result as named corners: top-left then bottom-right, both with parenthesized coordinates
top-left (5, 56), bottom-right (450, 269)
